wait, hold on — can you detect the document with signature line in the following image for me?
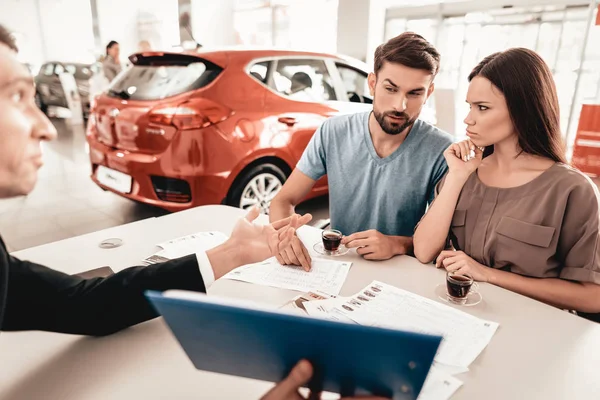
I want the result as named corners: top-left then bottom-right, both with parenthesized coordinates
top-left (222, 258), bottom-right (352, 295)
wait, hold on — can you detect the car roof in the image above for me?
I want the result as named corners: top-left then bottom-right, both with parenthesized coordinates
top-left (197, 47), bottom-right (342, 58)
top-left (132, 48), bottom-right (369, 72)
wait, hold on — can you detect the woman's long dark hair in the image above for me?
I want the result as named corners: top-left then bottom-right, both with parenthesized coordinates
top-left (469, 48), bottom-right (566, 163)
top-left (106, 40), bottom-right (118, 56)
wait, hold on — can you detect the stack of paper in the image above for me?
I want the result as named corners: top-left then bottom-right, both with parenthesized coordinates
top-left (304, 281), bottom-right (499, 369)
top-left (291, 281), bottom-right (500, 399)
top-left (143, 231), bottom-right (228, 265)
top-left (222, 258), bottom-right (352, 295)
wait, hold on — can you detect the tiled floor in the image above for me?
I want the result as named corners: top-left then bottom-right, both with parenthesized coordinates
top-left (0, 119), bottom-right (330, 252)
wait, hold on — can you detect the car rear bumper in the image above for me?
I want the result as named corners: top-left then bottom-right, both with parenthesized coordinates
top-left (87, 137), bottom-right (228, 212)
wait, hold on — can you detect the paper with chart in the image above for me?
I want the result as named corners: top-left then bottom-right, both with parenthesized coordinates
top-left (222, 258), bottom-right (352, 295)
top-left (280, 291), bottom-right (337, 314)
top-left (330, 281), bottom-right (499, 368)
top-left (143, 231), bottom-right (228, 264)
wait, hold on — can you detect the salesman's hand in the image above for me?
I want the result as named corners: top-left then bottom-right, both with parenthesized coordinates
top-left (231, 207), bottom-right (312, 267)
top-left (276, 234), bottom-right (312, 272)
top-left (209, 207), bottom-right (312, 280)
top-left (260, 360), bottom-right (390, 400)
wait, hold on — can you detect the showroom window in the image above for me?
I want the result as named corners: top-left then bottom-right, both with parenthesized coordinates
top-left (272, 59), bottom-right (336, 102)
top-left (233, 0), bottom-right (338, 53)
top-left (384, 3), bottom-right (599, 148)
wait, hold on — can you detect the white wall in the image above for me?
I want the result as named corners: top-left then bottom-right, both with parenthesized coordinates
top-left (190, 0), bottom-right (235, 48)
top-left (96, 0), bottom-right (180, 61)
top-left (336, 0), bottom-right (386, 67)
top-left (0, 0), bottom-right (46, 65)
top-left (288, 0), bottom-right (338, 53)
top-left (0, 0), bottom-right (95, 64)
top-left (337, 0), bottom-right (370, 61)
top-left (38, 0), bottom-right (95, 63)
top-left (366, 0), bottom-right (387, 69)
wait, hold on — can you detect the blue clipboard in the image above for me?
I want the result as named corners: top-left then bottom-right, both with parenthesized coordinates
top-left (146, 290), bottom-right (442, 400)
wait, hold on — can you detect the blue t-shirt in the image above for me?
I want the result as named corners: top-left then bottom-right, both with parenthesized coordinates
top-left (296, 111), bottom-right (452, 236)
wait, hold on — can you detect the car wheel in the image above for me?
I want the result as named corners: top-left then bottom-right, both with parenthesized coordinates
top-left (228, 164), bottom-right (287, 214)
top-left (35, 92), bottom-right (47, 114)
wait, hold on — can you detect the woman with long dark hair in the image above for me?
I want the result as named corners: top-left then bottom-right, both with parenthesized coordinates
top-left (414, 48), bottom-right (600, 315)
top-left (102, 40), bottom-right (121, 82)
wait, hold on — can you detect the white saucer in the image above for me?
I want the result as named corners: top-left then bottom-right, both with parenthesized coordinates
top-left (313, 242), bottom-right (350, 256)
top-left (435, 283), bottom-right (482, 306)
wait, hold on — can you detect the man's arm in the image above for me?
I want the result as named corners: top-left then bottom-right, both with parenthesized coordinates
top-left (269, 169), bottom-right (316, 222)
top-left (269, 120), bottom-right (329, 271)
top-left (1, 254), bottom-right (205, 336)
top-left (270, 120), bottom-right (328, 223)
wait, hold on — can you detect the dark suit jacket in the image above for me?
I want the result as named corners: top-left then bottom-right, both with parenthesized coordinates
top-left (0, 236), bottom-right (206, 336)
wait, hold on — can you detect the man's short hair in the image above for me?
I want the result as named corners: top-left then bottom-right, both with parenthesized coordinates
top-left (373, 32), bottom-right (440, 77)
top-left (0, 24), bottom-right (18, 51)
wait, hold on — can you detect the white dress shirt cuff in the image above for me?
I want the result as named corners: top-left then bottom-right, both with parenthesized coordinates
top-left (196, 251), bottom-right (215, 289)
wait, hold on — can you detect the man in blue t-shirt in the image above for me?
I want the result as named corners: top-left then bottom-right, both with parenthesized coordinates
top-left (270, 32), bottom-right (453, 269)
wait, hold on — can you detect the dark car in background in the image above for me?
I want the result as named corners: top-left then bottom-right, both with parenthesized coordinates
top-left (35, 62), bottom-right (96, 119)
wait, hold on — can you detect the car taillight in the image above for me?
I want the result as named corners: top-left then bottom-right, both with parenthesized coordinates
top-left (148, 99), bottom-right (232, 130)
top-left (148, 106), bottom-right (208, 129)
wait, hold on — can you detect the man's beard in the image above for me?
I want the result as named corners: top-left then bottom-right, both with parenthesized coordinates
top-left (373, 109), bottom-right (415, 135)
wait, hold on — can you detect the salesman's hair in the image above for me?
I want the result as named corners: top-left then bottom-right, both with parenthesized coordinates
top-left (0, 25), bottom-right (18, 51)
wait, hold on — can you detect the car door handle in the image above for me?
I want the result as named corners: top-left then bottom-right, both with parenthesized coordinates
top-left (278, 117), bottom-right (297, 127)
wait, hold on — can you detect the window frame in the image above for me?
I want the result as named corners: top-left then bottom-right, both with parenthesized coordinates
top-left (245, 55), bottom-right (351, 103)
top-left (334, 62), bottom-right (373, 103)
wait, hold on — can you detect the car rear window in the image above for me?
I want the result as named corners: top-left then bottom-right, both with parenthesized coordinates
top-left (107, 56), bottom-right (222, 101)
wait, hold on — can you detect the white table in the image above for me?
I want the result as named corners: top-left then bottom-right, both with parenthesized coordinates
top-left (1, 205), bottom-right (600, 399)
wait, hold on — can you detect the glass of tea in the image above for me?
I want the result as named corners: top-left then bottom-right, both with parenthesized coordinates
top-left (322, 229), bottom-right (342, 252)
top-left (446, 271), bottom-right (475, 305)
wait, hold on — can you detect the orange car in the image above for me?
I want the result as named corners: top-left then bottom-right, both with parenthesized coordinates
top-left (86, 49), bottom-right (372, 213)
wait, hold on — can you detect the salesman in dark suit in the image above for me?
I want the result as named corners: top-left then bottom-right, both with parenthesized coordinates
top-left (0, 25), bottom-right (385, 400)
top-left (0, 23), bottom-right (312, 336)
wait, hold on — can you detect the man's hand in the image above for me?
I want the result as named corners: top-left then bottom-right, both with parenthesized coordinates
top-left (260, 360), bottom-right (389, 400)
top-left (342, 230), bottom-right (411, 261)
top-left (209, 207), bottom-right (312, 279)
top-left (275, 234), bottom-right (312, 272)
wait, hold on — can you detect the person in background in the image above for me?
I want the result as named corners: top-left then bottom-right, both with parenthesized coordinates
top-left (138, 40), bottom-right (152, 52)
top-left (102, 40), bottom-right (121, 82)
top-left (413, 48), bottom-right (600, 316)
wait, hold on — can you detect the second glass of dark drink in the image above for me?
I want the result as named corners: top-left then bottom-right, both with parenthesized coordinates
top-left (322, 229), bottom-right (342, 252)
top-left (446, 271), bottom-right (474, 305)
